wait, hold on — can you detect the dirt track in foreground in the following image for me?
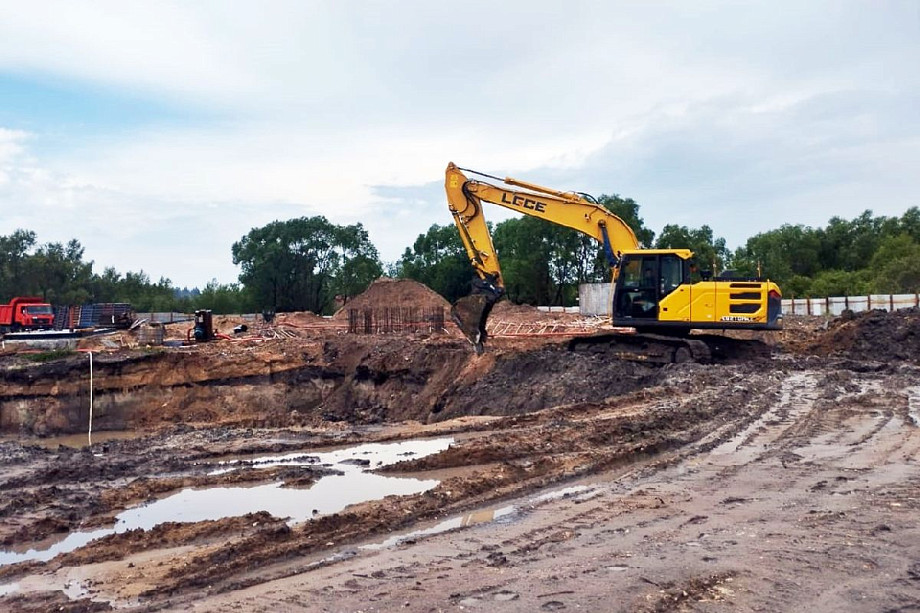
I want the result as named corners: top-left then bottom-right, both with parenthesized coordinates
top-left (1, 310), bottom-right (919, 611)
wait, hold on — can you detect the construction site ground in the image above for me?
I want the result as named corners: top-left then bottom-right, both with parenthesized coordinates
top-left (1, 283), bottom-right (919, 612)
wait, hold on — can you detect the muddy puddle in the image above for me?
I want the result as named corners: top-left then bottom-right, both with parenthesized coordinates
top-left (0, 430), bottom-right (141, 449)
top-left (364, 485), bottom-right (596, 550)
top-left (0, 437), bottom-right (454, 566)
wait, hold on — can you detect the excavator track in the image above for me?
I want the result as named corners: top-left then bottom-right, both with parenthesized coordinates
top-left (567, 332), bottom-right (773, 365)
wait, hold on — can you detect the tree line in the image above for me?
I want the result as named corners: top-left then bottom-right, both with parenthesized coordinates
top-left (2, 201), bottom-right (919, 315)
top-left (400, 203), bottom-right (920, 304)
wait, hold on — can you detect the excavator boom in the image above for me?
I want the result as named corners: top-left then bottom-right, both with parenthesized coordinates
top-left (446, 162), bottom-right (639, 351)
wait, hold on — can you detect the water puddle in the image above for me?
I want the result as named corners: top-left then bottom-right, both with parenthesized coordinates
top-left (0, 438), bottom-right (453, 567)
top-left (211, 438), bottom-right (452, 474)
top-left (0, 430), bottom-right (141, 449)
top-left (532, 485), bottom-right (595, 503)
top-left (364, 506), bottom-right (517, 550)
top-left (0, 582), bottom-right (18, 597)
top-left (363, 484), bottom-right (598, 550)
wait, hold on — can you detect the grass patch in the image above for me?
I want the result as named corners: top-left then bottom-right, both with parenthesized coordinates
top-left (22, 349), bottom-right (77, 363)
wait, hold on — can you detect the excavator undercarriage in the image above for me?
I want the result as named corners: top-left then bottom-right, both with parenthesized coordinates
top-left (567, 331), bottom-right (772, 365)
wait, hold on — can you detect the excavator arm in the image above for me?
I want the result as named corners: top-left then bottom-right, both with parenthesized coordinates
top-left (445, 162), bottom-right (640, 352)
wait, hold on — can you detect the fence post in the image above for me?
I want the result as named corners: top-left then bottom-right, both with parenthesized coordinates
top-left (890, 294), bottom-right (894, 311)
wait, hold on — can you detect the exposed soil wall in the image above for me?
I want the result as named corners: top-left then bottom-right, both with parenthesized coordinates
top-left (0, 335), bottom-right (659, 435)
top-left (3, 307), bottom-right (916, 436)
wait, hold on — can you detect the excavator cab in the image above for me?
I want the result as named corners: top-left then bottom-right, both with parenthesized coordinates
top-left (614, 252), bottom-right (688, 322)
top-left (612, 250), bottom-right (783, 332)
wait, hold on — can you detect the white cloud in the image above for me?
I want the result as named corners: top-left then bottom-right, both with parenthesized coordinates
top-left (0, 1), bottom-right (918, 286)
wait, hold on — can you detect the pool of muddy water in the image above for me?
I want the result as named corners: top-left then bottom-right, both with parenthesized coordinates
top-left (0, 430), bottom-right (142, 449)
top-left (0, 437), bottom-right (454, 566)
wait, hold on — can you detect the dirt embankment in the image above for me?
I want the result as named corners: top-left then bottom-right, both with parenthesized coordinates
top-left (0, 333), bottom-right (666, 436)
top-left (797, 307), bottom-right (920, 363)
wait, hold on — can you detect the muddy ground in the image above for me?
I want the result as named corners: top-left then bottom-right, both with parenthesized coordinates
top-left (1, 306), bottom-right (919, 611)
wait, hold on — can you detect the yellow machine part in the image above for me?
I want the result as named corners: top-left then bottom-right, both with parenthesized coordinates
top-left (658, 280), bottom-right (779, 325)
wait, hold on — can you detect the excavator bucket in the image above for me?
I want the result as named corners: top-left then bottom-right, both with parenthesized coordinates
top-left (452, 295), bottom-right (494, 355)
top-left (451, 278), bottom-right (503, 355)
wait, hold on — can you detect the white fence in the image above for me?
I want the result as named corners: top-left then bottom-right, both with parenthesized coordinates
top-left (783, 294), bottom-right (920, 316)
top-left (577, 283), bottom-right (920, 317)
top-left (536, 306), bottom-right (581, 314)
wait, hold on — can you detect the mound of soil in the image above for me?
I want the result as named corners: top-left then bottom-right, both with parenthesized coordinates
top-left (803, 307), bottom-right (920, 362)
top-left (332, 278), bottom-right (450, 320)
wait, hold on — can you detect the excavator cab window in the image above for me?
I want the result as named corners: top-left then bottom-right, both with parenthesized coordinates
top-left (615, 254), bottom-right (687, 320)
top-left (615, 256), bottom-right (659, 319)
top-left (660, 255), bottom-right (682, 297)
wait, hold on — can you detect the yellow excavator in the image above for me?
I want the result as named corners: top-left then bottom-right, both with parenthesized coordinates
top-left (445, 162), bottom-right (783, 362)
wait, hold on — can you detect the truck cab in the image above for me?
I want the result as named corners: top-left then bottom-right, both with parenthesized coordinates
top-left (0, 297), bottom-right (55, 332)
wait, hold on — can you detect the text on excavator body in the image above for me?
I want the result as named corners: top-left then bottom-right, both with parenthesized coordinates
top-left (500, 192), bottom-right (547, 213)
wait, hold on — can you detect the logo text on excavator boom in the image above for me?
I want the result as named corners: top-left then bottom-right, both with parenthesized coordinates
top-left (500, 192), bottom-right (547, 213)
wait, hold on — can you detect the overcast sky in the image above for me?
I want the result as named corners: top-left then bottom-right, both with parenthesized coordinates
top-left (1, 1), bottom-right (918, 288)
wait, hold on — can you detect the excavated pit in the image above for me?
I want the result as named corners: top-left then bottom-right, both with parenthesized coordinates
top-left (1, 303), bottom-right (919, 611)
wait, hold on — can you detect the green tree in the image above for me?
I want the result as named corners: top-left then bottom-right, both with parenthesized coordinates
top-left (897, 207), bottom-right (920, 243)
top-left (192, 280), bottom-right (256, 314)
top-left (334, 255), bottom-right (383, 305)
top-left (654, 224), bottom-right (730, 273)
top-left (816, 210), bottom-right (899, 271)
top-left (808, 269), bottom-right (873, 297)
top-left (26, 239), bottom-right (93, 304)
top-left (232, 217), bottom-right (380, 314)
top-left (0, 229), bottom-right (37, 298)
top-left (733, 224), bottom-right (822, 290)
top-left (870, 234), bottom-right (920, 293)
top-left (492, 217), bottom-right (553, 305)
top-left (596, 194), bottom-right (655, 247)
top-left (397, 224), bottom-right (472, 303)
top-left (88, 267), bottom-right (123, 303)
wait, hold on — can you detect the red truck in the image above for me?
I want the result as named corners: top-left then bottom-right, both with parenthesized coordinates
top-left (0, 297), bottom-right (55, 332)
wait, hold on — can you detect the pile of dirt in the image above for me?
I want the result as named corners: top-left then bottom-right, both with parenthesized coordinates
top-left (332, 277), bottom-right (450, 320)
top-left (801, 307), bottom-right (920, 362)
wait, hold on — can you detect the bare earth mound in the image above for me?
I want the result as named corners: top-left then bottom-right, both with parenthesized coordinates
top-left (802, 307), bottom-right (920, 363)
top-left (332, 277), bottom-right (451, 320)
